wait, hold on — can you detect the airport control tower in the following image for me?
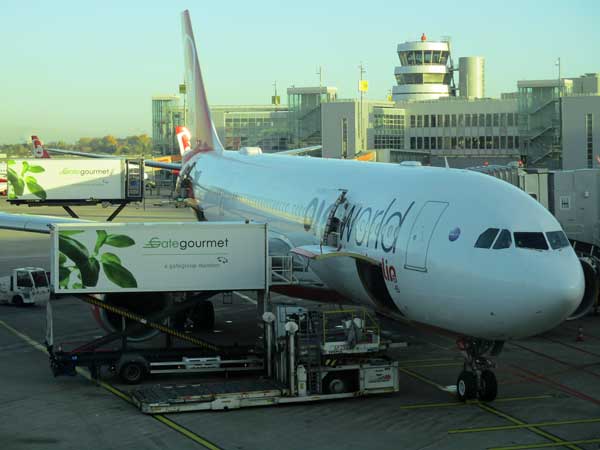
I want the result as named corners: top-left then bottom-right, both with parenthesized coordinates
top-left (392, 34), bottom-right (455, 102)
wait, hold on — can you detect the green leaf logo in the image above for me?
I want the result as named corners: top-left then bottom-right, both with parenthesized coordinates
top-left (25, 176), bottom-right (47, 200)
top-left (58, 231), bottom-right (137, 289)
top-left (105, 234), bottom-right (136, 247)
top-left (102, 260), bottom-right (137, 288)
top-left (94, 230), bottom-right (108, 254)
top-left (28, 165), bottom-right (45, 173)
top-left (7, 168), bottom-right (24, 196)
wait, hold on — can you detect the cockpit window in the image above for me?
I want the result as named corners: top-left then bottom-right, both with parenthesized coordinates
top-left (475, 228), bottom-right (499, 248)
top-left (514, 232), bottom-right (549, 250)
top-left (546, 231), bottom-right (570, 249)
top-left (493, 229), bottom-right (512, 249)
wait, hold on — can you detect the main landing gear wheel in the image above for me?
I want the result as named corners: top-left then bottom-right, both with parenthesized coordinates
top-left (456, 370), bottom-right (477, 401)
top-left (478, 370), bottom-right (498, 402)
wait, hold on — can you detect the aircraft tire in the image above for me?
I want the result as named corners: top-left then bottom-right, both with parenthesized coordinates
top-left (478, 370), bottom-right (498, 402)
top-left (456, 370), bottom-right (477, 402)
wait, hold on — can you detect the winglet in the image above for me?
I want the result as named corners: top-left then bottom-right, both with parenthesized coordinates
top-left (444, 156), bottom-right (450, 168)
top-left (181, 10), bottom-right (224, 162)
top-left (31, 135), bottom-right (50, 158)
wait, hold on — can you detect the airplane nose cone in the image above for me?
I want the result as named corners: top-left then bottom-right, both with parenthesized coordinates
top-left (523, 254), bottom-right (585, 336)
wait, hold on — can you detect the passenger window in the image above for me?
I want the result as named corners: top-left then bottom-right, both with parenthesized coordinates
top-left (475, 228), bottom-right (499, 248)
top-left (546, 231), bottom-right (570, 249)
top-left (514, 232), bottom-right (549, 250)
top-left (493, 229), bottom-right (512, 249)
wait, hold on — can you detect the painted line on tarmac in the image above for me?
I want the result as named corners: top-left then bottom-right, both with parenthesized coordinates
top-left (396, 357), bottom-right (457, 365)
top-left (398, 395), bottom-right (552, 410)
top-left (541, 335), bottom-right (600, 358)
top-left (477, 403), bottom-right (583, 450)
top-left (398, 365), bottom-right (581, 450)
top-left (398, 366), bottom-right (448, 391)
top-left (233, 291), bottom-right (257, 305)
top-left (449, 416), bottom-right (600, 433)
top-left (511, 342), bottom-right (600, 381)
top-left (508, 363), bottom-right (600, 406)
top-left (0, 319), bottom-right (48, 354)
top-left (489, 438), bottom-right (600, 450)
top-left (401, 362), bottom-right (462, 369)
top-left (154, 415), bottom-right (223, 450)
top-left (0, 318), bottom-right (224, 450)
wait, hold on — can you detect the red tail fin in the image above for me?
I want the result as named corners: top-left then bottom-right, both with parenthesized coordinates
top-left (31, 135), bottom-right (50, 158)
top-left (175, 126), bottom-right (192, 156)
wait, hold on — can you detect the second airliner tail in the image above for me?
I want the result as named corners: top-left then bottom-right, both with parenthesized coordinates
top-left (31, 136), bottom-right (50, 158)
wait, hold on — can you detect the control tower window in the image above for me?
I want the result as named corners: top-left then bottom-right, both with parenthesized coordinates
top-left (475, 228), bottom-right (499, 249)
top-left (415, 51), bottom-right (423, 64)
top-left (514, 232), bottom-right (549, 250)
top-left (407, 52), bottom-right (415, 65)
top-left (546, 231), bottom-right (570, 249)
top-left (440, 52), bottom-right (449, 65)
top-left (432, 51), bottom-right (441, 64)
top-left (424, 51), bottom-right (432, 64)
top-left (493, 230), bottom-right (512, 249)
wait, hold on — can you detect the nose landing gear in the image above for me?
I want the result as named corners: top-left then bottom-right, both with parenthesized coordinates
top-left (456, 338), bottom-right (503, 402)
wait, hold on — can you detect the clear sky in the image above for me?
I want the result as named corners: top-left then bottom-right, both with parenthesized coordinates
top-left (1, 0), bottom-right (598, 143)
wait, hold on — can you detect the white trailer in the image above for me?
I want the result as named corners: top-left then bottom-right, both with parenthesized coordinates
top-left (0, 267), bottom-right (50, 306)
top-left (6, 158), bottom-right (143, 204)
top-left (50, 221), bottom-right (268, 294)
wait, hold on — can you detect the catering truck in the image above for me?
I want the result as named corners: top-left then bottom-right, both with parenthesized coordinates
top-left (0, 267), bottom-right (50, 305)
top-left (6, 158), bottom-right (143, 203)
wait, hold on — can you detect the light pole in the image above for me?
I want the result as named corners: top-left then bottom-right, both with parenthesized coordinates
top-left (358, 62), bottom-right (366, 152)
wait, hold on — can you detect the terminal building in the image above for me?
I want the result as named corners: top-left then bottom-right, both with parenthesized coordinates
top-left (152, 36), bottom-right (600, 171)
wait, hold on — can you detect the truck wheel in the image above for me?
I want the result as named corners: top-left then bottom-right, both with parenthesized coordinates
top-left (119, 361), bottom-right (146, 384)
top-left (322, 372), bottom-right (354, 394)
top-left (12, 296), bottom-right (23, 307)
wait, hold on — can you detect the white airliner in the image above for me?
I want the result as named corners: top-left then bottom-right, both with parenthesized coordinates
top-left (0, 10), bottom-right (590, 402)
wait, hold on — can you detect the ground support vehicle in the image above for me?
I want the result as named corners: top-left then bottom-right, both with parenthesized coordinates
top-left (130, 304), bottom-right (401, 413)
top-left (7, 158), bottom-right (143, 221)
top-left (0, 267), bottom-right (49, 306)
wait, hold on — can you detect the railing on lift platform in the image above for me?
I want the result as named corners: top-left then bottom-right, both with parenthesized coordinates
top-left (270, 255), bottom-right (296, 285)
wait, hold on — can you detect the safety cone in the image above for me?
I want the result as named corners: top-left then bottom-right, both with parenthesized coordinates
top-left (576, 326), bottom-right (584, 342)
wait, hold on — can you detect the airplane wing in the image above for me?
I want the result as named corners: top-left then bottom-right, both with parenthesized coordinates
top-left (0, 212), bottom-right (90, 234)
top-left (43, 147), bottom-right (182, 171)
top-left (274, 146), bottom-right (322, 156)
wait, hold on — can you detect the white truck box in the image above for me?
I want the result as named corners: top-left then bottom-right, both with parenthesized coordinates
top-left (51, 221), bottom-right (268, 294)
top-left (7, 158), bottom-right (126, 201)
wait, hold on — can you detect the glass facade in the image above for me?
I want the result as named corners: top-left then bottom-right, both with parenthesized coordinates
top-left (406, 113), bottom-right (519, 129)
top-left (223, 111), bottom-right (290, 152)
top-left (373, 110), bottom-right (405, 150)
top-left (152, 96), bottom-right (185, 156)
top-left (288, 88), bottom-right (337, 147)
top-left (399, 51), bottom-right (449, 66)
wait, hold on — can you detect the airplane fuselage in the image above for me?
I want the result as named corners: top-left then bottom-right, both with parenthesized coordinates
top-left (187, 149), bottom-right (584, 342)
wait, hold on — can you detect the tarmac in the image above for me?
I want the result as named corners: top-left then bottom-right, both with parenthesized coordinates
top-left (1, 200), bottom-right (600, 450)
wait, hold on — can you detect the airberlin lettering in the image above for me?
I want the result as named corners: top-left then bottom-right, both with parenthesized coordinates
top-left (303, 198), bottom-right (415, 254)
top-left (381, 258), bottom-right (397, 282)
